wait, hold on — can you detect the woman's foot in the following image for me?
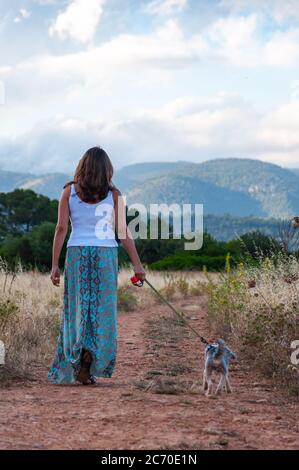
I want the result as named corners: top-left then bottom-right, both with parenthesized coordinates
top-left (75, 349), bottom-right (92, 384)
top-left (82, 375), bottom-right (97, 386)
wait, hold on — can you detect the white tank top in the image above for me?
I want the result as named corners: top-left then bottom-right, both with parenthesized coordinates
top-left (67, 183), bottom-right (118, 248)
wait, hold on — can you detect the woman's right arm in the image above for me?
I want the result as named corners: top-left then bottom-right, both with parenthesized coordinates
top-left (50, 186), bottom-right (70, 286)
top-left (113, 189), bottom-right (146, 281)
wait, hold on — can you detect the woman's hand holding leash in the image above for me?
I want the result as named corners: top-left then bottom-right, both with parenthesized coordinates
top-left (133, 265), bottom-right (146, 284)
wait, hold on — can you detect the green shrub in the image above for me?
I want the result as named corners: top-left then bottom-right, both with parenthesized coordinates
top-left (0, 298), bottom-right (19, 327)
top-left (150, 278), bottom-right (177, 304)
top-left (117, 287), bottom-right (138, 312)
top-left (150, 253), bottom-right (229, 271)
top-left (51, 315), bottom-right (61, 339)
top-left (176, 277), bottom-right (189, 297)
top-left (190, 280), bottom-right (207, 296)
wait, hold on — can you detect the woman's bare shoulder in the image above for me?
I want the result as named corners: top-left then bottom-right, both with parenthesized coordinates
top-left (111, 187), bottom-right (123, 208)
top-left (112, 186), bottom-right (122, 196)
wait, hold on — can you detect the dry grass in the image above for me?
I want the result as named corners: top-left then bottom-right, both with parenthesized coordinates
top-left (4, 256), bottom-right (297, 396)
top-left (117, 286), bottom-right (138, 312)
top-left (0, 262), bottom-right (207, 385)
top-left (0, 262), bottom-right (62, 384)
top-left (118, 268), bottom-right (216, 289)
top-left (118, 269), bottom-right (211, 311)
top-left (206, 254), bottom-right (299, 395)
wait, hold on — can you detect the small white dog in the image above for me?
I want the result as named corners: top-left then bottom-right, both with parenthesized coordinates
top-left (203, 339), bottom-right (237, 396)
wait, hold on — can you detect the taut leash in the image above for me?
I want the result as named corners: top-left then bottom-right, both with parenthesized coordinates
top-left (130, 276), bottom-right (209, 346)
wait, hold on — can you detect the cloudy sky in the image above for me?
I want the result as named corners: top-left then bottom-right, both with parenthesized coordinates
top-left (0, 0), bottom-right (299, 174)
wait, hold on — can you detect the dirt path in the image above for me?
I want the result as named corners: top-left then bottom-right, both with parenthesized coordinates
top-left (0, 294), bottom-right (298, 450)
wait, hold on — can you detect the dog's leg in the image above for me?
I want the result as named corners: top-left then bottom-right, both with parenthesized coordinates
top-left (206, 379), bottom-right (213, 396)
top-left (215, 375), bottom-right (222, 394)
top-left (202, 369), bottom-right (208, 392)
top-left (216, 374), bottom-right (226, 395)
top-left (202, 368), bottom-right (208, 392)
top-left (205, 371), bottom-right (213, 396)
top-left (225, 375), bottom-right (232, 394)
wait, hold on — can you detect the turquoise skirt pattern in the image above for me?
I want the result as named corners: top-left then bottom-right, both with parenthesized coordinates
top-left (48, 246), bottom-right (118, 384)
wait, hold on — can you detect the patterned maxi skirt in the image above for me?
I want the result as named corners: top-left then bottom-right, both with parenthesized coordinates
top-left (48, 246), bottom-right (118, 384)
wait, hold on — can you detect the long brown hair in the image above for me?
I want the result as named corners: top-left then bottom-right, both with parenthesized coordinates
top-left (64, 147), bottom-right (114, 203)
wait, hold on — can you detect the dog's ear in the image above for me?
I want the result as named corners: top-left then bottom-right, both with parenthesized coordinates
top-left (292, 216), bottom-right (299, 228)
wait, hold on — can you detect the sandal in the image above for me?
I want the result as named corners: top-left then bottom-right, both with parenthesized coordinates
top-left (75, 349), bottom-right (92, 385)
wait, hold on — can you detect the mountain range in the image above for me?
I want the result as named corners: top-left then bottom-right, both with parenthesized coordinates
top-left (0, 159), bottom-right (299, 219)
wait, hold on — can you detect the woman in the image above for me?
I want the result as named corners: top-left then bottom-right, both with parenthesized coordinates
top-left (48, 147), bottom-right (146, 385)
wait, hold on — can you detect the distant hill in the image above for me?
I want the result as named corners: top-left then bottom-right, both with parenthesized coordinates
top-left (0, 170), bottom-right (72, 200)
top-left (204, 214), bottom-right (280, 241)
top-left (1, 158), bottom-right (298, 218)
top-left (123, 173), bottom-right (261, 217)
top-left (119, 159), bottom-right (299, 218)
top-left (113, 161), bottom-right (188, 190)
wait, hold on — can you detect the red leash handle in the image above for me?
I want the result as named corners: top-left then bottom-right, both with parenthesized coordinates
top-left (130, 275), bottom-right (144, 287)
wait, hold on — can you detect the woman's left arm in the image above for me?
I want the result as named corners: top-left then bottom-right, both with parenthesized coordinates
top-left (50, 186), bottom-right (71, 287)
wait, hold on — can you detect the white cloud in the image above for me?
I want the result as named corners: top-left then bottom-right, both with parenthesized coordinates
top-left (257, 102), bottom-right (299, 155)
top-left (0, 116), bottom-right (108, 174)
top-left (2, 14), bottom-right (299, 143)
top-left (49, 0), bottom-right (106, 43)
top-left (2, 15), bottom-right (299, 110)
top-left (20, 9), bottom-right (30, 19)
top-left (205, 14), bottom-right (259, 66)
top-left (220, 0), bottom-right (299, 24)
top-left (1, 11), bottom-right (299, 171)
top-left (0, 20), bottom-right (206, 107)
top-left (6, 12), bottom-right (296, 107)
top-left (201, 14), bottom-right (299, 66)
top-left (263, 28), bottom-right (299, 65)
top-left (144, 0), bottom-right (187, 16)
top-left (1, 94), bottom-right (299, 174)
top-left (14, 8), bottom-right (31, 24)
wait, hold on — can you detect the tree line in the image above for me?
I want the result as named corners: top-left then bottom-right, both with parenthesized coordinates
top-left (0, 189), bottom-right (297, 271)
